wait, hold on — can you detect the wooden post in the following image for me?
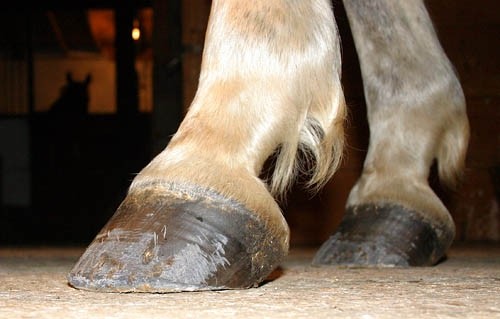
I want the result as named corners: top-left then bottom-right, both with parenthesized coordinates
top-left (115, 4), bottom-right (139, 118)
top-left (181, 0), bottom-right (210, 112)
top-left (151, 0), bottom-right (183, 155)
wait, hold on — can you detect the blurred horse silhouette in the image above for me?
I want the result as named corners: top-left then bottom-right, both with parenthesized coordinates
top-left (50, 72), bottom-right (91, 116)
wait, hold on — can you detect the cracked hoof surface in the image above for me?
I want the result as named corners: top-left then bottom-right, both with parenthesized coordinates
top-left (68, 183), bottom-right (288, 293)
top-left (312, 203), bottom-right (454, 267)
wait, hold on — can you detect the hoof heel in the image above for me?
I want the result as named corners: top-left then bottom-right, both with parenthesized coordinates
top-left (312, 203), bottom-right (454, 267)
top-left (68, 183), bottom-right (288, 292)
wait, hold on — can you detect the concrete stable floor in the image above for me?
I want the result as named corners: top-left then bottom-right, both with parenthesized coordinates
top-left (0, 243), bottom-right (499, 319)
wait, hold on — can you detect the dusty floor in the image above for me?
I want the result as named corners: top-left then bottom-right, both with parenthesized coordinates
top-left (0, 243), bottom-right (499, 319)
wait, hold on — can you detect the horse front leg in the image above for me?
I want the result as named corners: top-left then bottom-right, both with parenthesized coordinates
top-left (68, 0), bottom-right (345, 292)
top-left (313, 0), bottom-right (470, 267)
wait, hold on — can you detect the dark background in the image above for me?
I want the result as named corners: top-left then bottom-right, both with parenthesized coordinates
top-left (0, 0), bottom-right (498, 247)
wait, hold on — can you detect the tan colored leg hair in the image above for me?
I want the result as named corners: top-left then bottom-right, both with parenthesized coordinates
top-left (133, 0), bottom-right (345, 201)
top-left (343, 0), bottom-right (469, 224)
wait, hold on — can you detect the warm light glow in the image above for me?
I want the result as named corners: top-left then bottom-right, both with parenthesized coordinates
top-left (132, 19), bottom-right (140, 41)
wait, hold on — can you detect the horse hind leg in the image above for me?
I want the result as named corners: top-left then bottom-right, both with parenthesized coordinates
top-left (313, 0), bottom-right (470, 267)
top-left (68, 0), bottom-right (345, 292)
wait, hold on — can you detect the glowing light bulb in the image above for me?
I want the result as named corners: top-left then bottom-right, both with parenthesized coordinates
top-left (132, 19), bottom-right (140, 41)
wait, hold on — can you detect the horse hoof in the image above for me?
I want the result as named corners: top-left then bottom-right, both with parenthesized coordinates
top-left (312, 203), bottom-right (454, 267)
top-left (68, 183), bottom-right (288, 292)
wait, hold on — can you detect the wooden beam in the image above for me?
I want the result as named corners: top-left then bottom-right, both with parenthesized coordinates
top-left (151, 0), bottom-right (183, 154)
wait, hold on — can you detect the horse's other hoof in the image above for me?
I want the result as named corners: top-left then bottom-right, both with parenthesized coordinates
top-left (312, 203), bottom-right (455, 267)
top-left (68, 183), bottom-right (288, 293)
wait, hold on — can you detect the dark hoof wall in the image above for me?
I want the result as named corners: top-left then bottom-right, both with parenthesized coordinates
top-left (312, 203), bottom-right (454, 267)
top-left (68, 183), bottom-right (287, 293)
